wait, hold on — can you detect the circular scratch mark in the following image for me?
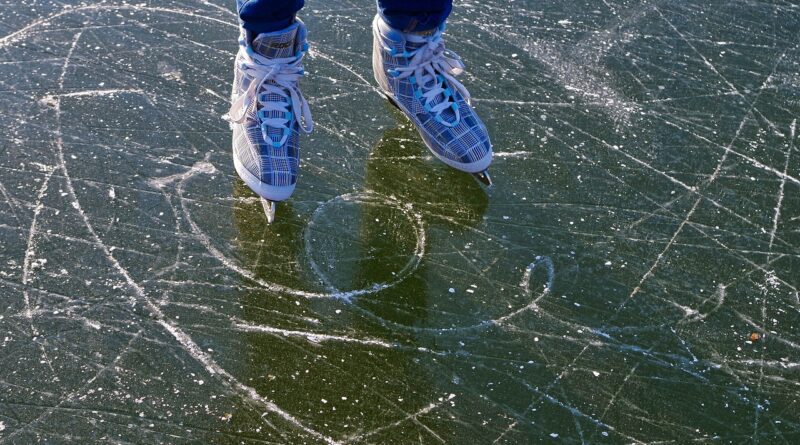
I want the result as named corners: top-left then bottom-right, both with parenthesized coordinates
top-left (174, 167), bottom-right (426, 301)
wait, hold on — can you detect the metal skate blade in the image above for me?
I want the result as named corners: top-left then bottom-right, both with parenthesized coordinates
top-left (260, 198), bottom-right (276, 224)
top-left (384, 94), bottom-right (401, 110)
top-left (472, 170), bottom-right (493, 187)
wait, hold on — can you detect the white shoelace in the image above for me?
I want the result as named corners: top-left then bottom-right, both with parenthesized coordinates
top-left (225, 47), bottom-right (313, 147)
top-left (385, 32), bottom-right (470, 127)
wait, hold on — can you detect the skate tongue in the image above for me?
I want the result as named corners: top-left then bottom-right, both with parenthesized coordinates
top-left (252, 22), bottom-right (300, 59)
top-left (398, 28), bottom-right (456, 122)
top-left (249, 21), bottom-right (307, 146)
top-left (410, 28), bottom-right (437, 37)
top-left (406, 38), bottom-right (458, 123)
top-left (376, 16), bottom-right (458, 123)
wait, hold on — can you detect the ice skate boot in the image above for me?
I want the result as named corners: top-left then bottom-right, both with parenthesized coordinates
top-left (226, 20), bottom-right (313, 223)
top-left (372, 15), bottom-right (493, 186)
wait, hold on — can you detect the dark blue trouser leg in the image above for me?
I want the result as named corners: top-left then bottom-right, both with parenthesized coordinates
top-left (236, 0), bottom-right (453, 35)
top-left (236, 0), bottom-right (303, 35)
top-left (377, 0), bottom-right (453, 33)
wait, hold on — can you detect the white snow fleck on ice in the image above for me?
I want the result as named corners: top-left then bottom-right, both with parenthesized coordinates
top-left (550, 432), bottom-right (559, 438)
top-left (604, 261), bottom-right (612, 266)
top-left (0, 421), bottom-right (5, 431)
top-left (593, 371), bottom-right (600, 377)
top-left (448, 288), bottom-right (455, 293)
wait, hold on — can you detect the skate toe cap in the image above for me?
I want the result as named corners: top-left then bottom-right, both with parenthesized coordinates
top-left (234, 156), bottom-right (297, 202)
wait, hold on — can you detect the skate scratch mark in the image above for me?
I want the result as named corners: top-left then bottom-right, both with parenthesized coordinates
top-left (230, 320), bottom-right (457, 358)
top-left (599, 364), bottom-right (641, 422)
top-left (45, 88), bottom-right (145, 99)
top-left (343, 396), bottom-right (453, 443)
top-left (488, 256), bottom-right (556, 325)
top-left (232, 321), bottom-right (398, 348)
top-left (769, 119), bottom-right (795, 249)
top-left (13, 25), bottom-right (87, 380)
top-left (0, 181), bottom-right (21, 224)
top-left (21, 163), bottom-right (55, 331)
top-left (20, 163), bottom-right (57, 375)
top-left (372, 150), bottom-right (534, 161)
top-left (303, 192), bottom-right (426, 300)
top-left (491, 421), bottom-right (519, 444)
top-left (519, 256), bottom-right (555, 302)
top-left (311, 47), bottom-right (382, 95)
top-left (676, 284), bottom-right (727, 325)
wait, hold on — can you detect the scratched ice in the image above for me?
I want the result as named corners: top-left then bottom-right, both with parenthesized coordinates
top-left (0, 0), bottom-right (799, 443)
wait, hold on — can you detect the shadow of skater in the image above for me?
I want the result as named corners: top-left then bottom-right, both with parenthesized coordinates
top-left (349, 108), bottom-right (490, 326)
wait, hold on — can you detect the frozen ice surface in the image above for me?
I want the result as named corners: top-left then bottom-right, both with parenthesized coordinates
top-left (1, 0), bottom-right (799, 443)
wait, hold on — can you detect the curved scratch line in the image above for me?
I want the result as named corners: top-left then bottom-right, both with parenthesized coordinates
top-left (175, 173), bottom-right (426, 301)
top-left (302, 191), bottom-right (426, 300)
top-left (0, 4), bottom-right (236, 47)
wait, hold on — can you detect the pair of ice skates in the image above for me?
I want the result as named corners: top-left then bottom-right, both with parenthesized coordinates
top-left (226, 15), bottom-right (493, 222)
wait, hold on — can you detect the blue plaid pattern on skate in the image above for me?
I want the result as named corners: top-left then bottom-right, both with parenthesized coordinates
top-left (372, 16), bottom-right (492, 170)
top-left (230, 21), bottom-right (309, 191)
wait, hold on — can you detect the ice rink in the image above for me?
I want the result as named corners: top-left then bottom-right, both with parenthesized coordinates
top-left (1, 0), bottom-right (799, 443)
